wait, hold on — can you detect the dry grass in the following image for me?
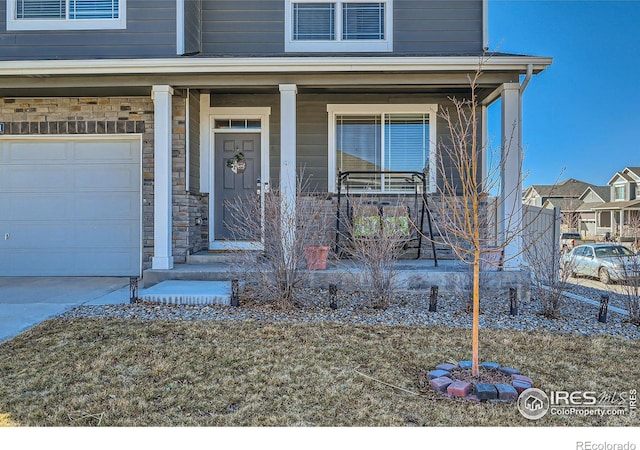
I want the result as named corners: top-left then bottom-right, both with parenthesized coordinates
top-left (0, 318), bottom-right (637, 427)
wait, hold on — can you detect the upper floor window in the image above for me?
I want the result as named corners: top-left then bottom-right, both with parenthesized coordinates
top-left (614, 185), bottom-right (626, 201)
top-left (285, 0), bottom-right (393, 53)
top-left (7, 0), bottom-right (126, 30)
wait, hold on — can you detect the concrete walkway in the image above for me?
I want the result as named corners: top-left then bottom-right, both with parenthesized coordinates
top-left (0, 277), bottom-right (130, 343)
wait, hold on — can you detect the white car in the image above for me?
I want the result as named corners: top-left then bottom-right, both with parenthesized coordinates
top-left (561, 244), bottom-right (640, 284)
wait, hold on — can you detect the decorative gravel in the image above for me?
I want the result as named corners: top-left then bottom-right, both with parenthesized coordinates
top-left (61, 285), bottom-right (640, 340)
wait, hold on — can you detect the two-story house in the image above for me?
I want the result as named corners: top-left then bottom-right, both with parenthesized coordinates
top-left (0, 0), bottom-right (551, 278)
top-left (594, 167), bottom-right (640, 242)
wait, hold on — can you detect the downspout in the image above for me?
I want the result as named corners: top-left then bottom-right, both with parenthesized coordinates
top-left (518, 64), bottom-right (534, 169)
top-left (185, 88), bottom-right (190, 192)
top-left (519, 64), bottom-right (534, 95)
top-left (517, 64), bottom-right (533, 266)
top-left (482, 0), bottom-right (489, 51)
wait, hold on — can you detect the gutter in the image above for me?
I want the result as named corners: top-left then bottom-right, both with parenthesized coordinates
top-left (0, 56), bottom-right (553, 77)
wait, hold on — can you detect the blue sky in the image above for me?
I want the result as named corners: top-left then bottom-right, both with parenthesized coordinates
top-left (487, 0), bottom-right (640, 188)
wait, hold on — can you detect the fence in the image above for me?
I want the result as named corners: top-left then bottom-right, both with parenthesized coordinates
top-left (522, 205), bottom-right (561, 269)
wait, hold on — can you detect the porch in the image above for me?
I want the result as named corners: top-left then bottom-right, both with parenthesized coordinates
top-left (141, 252), bottom-right (532, 303)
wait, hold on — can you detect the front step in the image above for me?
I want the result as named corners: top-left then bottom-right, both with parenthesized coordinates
top-left (186, 250), bottom-right (261, 265)
top-left (139, 280), bottom-right (232, 306)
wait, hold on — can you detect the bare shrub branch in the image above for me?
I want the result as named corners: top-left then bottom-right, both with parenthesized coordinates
top-left (224, 176), bottom-right (332, 309)
top-left (338, 195), bottom-right (412, 309)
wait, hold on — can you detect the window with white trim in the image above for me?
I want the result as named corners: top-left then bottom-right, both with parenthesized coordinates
top-left (614, 184), bottom-right (626, 201)
top-left (7, 0), bottom-right (126, 30)
top-left (327, 104), bottom-right (437, 192)
top-left (285, 0), bottom-right (392, 52)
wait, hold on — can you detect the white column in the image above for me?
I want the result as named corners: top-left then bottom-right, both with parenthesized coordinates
top-left (152, 85), bottom-right (175, 270)
top-left (500, 83), bottom-right (523, 268)
top-left (481, 104), bottom-right (488, 191)
top-left (280, 84), bottom-right (298, 264)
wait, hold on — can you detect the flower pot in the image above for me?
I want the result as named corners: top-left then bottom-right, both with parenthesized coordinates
top-left (304, 245), bottom-right (330, 270)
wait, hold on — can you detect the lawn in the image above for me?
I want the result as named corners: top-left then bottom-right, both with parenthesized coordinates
top-left (0, 317), bottom-right (637, 426)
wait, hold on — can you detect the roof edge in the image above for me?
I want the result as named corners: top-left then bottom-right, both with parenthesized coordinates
top-left (0, 55), bottom-right (553, 77)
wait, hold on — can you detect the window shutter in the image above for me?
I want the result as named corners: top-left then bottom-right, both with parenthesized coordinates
top-left (293, 3), bottom-right (335, 40)
top-left (16, 0), bottom-right (65, 19)
top-left (342, 2), bottom-right (385, 40)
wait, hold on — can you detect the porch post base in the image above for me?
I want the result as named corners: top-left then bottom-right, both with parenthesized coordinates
top-left (152, 256), bottom-right (174, 270)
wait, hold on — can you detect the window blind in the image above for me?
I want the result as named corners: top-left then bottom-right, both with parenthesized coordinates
top-left (16, 0), bottom-right (65, 18)
top-left (70, 0), bottom-right (119, 19)
top-left (16, 0), bottom-right (119, 19)
top-left (384, 114), bottom-right (430, 173)
top-left (336, 115), bottom-right (382, 172)
top-left (293, 3), bottom-right (335, 40)
top-left (342, 2), bottom-right (384, 40)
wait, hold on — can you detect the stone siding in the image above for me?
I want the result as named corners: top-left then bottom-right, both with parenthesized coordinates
top-left (0, 96), bottom-right (208, 268)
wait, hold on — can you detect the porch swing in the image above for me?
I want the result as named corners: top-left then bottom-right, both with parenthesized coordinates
top-left (334, 170), bottom-right (438, 266)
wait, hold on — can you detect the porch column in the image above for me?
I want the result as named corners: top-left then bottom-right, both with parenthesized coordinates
top-left (280, 84), bottom-right (298, 263)
top-left (500, 83), bottom-right (523, 268)
top-left (152, 85), bottom-right (175, 270)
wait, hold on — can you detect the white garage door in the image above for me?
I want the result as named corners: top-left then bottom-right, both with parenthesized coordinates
top-left (0, 137), bottom-right (141, 276)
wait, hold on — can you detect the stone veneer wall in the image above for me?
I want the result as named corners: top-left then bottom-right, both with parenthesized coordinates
top-left (0, 96), bottom-right (208, 269)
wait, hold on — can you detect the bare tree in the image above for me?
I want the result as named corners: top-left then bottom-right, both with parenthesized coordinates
top-left (529, 234), bottom-right (573, 318)
top-left (429, 64), bottom-right (552, 376)
top-left (614, 215), bottom-right (640, 325)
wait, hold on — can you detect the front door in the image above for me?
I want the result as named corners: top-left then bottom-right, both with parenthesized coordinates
top-left (214, 133), bottom-right (261, 241)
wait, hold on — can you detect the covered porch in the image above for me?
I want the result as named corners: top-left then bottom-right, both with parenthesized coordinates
top-left (147, 55), bottom-right (551, 275)
top-left (594, 201), bottom-right (640, 243)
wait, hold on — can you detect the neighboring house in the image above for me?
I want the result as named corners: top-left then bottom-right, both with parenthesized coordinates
top-left (0, 0), bottom-right (551, 277)
top-left (522, 178), bottom-right (594, 233)
top-left (575, 185), bottom-right (610, 239)
top-left (593, 167), bottom-right (640, 242)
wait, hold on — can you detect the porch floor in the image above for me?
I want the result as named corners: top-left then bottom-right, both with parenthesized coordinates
top-left (142, 256), bottom-right (530, 301)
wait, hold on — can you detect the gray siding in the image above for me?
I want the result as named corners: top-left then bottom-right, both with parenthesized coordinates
top-left (1, 0), bottom-right (483, 60)
top-left (394, 0), bottom-right (482, 54)
top-left (199, 0), bottom-right (482, 57)
top-left (200, 1), bottom-right (284, 56)
top-left (582, 190), bottom-right (603, 203)
top-left (0, 0), bottom-right (177, 60)
top-left (183, 0), bottom-right (202, 54)
top-left (188, 89), bottom-right (202, 192)
top-left (210, 92), bottom-right (474, 193)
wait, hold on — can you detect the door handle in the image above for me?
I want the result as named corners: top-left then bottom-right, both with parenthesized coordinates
top-left (4, 233), bottom-right (9, 240)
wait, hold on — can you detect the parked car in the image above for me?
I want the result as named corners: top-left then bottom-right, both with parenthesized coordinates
top-left (560, 232), bottom-right (594, 252)
top-left (560, 244), bottom-right (640, 284)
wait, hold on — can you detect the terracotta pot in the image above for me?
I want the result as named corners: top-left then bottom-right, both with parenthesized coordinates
top-left (304, 245), bottom-right (330, 270)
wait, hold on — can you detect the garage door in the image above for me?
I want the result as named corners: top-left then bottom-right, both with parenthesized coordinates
top-left (0, 137), bottom-right (141, 276)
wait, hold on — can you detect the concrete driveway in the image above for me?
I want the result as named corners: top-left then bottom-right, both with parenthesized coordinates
top-left (0, 277), bottom-right (130, 343)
